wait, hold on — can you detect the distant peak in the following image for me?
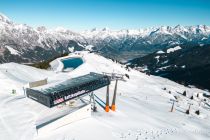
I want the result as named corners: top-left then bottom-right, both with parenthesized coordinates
top-left (174, 24), bottom-right (186, 31)
top-left (175, 24), bottom-right (181, 28)
top-left (91, 28), bottom-right (98, 32)
top-left (55, 26), bottom-right (66, 32)
top-left (197, 24), bottom-right (208, 29)
top-left (37, 26), bottom-right (47, 32)
top-left (102, 27), bottom-right (109, 31)
top-left (0, 13), bottom-right (12, 24)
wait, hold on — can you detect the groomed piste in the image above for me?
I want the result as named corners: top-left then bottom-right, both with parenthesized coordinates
top-left (0, 51), bottom-right (210, 140)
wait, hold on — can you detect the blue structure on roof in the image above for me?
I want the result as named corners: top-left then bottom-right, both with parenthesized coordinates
top-left (26, 72), bottom-right (110, 108)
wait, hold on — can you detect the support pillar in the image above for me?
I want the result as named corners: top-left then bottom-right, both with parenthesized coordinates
top-left (90, 92), bottom-right (97, 112)
top-left (105, 85), bottom-right (110, 112)
top-left (111, 79), bottom-right (118, 111)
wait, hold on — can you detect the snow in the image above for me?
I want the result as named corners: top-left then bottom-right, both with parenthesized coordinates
top-left (202, 37), bottom-right (207, 40)
top-left (55, 27), bottom-right (67, 32)
top-left (68, 47), bottom-right (74, 52)
top-left (81, 25), bottom-right (210, 41)
top-left (167, 46), bottom-right (182, 53)
top-left (156, 50), bottom-right (165, 54)
top-left (5, 46), bottom-right (20, 55)
top-left (0, 13), bottom-right (11, 24)
top-left (85, 45), bottom-right (94, 51)
top-left (158, 65), bottom-right (171, 70)
top-left (77, 42), bottom-right (84, 48)
top-left (162, 60), bottom-right (169, 64)
top-left (1, 13), bottom-right (210, 62)
top-left (0, 51), bottom-right (210, 140)
top-left (155, 56), bottom-right (160, 63)
top-left (177, 33), bottom-right (187, 40)
top-left (181, 65), bottom-right (186, 68)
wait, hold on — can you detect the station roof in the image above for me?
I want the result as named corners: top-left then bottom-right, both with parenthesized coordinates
top-left (32, 72), bottom-right (109, 95)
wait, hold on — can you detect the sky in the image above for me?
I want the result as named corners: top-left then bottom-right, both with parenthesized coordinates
top-left (0, 0), bottom-right (210, 31)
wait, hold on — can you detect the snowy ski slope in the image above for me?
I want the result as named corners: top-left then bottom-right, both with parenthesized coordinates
top-left (0, 51), bottom-right (210, 140)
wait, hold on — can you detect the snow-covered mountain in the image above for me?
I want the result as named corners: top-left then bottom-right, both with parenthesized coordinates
top-left (0, 51), bottom-right (210, 140)
top-left (0, 13), bottom-right (210, 63)
top-left (128, 44), bottom-right (210, 90)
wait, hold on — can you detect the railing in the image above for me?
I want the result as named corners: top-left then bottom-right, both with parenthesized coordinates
top-left (102, 72), bottom-right (125, 81)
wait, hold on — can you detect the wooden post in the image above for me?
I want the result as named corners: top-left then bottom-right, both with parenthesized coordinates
top-left (111, 79), bottom-right (118, 111)
top-left (186, 104), bottom-right (192, 114)
top-left (188, 104), bottom-right (191, 111)
top-left (105, 85), bottom-right (110, 112)
top-left (170, 100), bottom-right (175, 112)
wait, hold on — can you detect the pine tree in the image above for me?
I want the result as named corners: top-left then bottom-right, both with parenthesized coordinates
top-left (183, 91), bottom-right (186, 96)
top-left (195, 110), bottom-right (200, 115)
top-left (190, 96), bottom-right (193, 100)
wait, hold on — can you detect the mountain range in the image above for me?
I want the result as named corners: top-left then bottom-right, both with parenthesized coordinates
top-left (128, 44), bottom-right (210, 90)
top-left (1, 13), bottom-right (210, 63)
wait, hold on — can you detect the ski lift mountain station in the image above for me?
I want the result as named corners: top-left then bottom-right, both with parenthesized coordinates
top-left (26, 72), bottom-right (110, 108)
top-left (24, 53), bottom-right (125, 135)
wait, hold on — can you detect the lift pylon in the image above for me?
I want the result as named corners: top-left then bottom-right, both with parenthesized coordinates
top-left (105, 85), bottom-right (110, 112)
top-left (111, 79), bottom-right (118, 111)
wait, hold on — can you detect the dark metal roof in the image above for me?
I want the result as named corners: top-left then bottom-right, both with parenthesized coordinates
top-left (33, 72), bottom-right (109, 95)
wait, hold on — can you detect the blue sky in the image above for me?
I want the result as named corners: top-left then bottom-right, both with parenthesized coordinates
top-left (0, 0), bottom-right (210, 31)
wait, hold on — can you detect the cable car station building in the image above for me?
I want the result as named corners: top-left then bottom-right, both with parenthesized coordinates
top-left (26, 72), bottom-right (110, 108)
